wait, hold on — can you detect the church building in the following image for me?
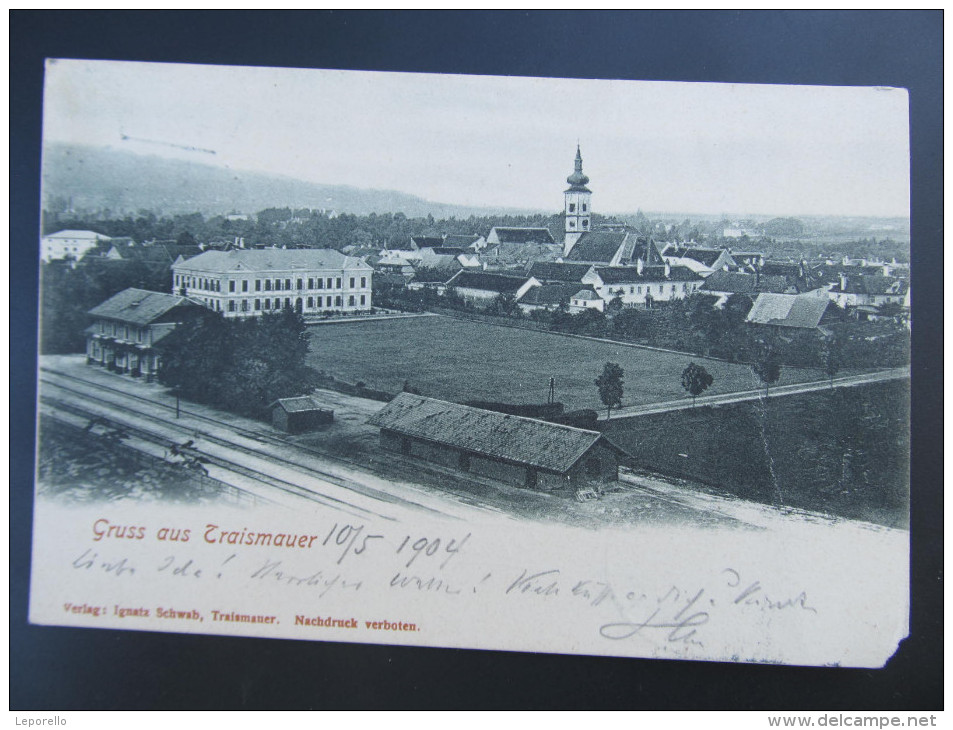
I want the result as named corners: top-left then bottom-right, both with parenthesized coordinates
top-left (560, 147), bottom-right (703, 307)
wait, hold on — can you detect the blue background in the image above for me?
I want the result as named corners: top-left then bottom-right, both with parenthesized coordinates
top-left (10, 10), bottom-right (942, 710)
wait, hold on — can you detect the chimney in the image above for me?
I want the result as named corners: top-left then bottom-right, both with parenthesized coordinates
top-left (636, 258), bottom-right (644, 275)
top-left (664, 261), bottom-right (671, 278)
top-left (839, 273), bottom-right (848, 291)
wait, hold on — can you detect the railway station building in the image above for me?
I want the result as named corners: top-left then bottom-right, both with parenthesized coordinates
top-left (85, 288), bottom-right (206, 381)
top-left (171, 248), bottom-right (373, 318)
top-left (368, 393), bottom-right (629, 492)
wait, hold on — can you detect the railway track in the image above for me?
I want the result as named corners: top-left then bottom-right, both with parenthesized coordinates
top-left (39, 366), bottom-right (514, 518)
top-left (38, 368), bottom-right (488, 522)
top-left (39, 398), bottom-right (369, 517)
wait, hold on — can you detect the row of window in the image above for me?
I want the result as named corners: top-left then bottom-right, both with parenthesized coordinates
top-left (224, 294), bottom-right (369, 313)
top-left (98, 321), bottom-right (146, 342)
top-left (175, 274), bottom-right (369, 293)
top-left (567, 219), bottom-right (590, 229)
top-left (608, 282), bottom-right (699, 296)
top-left (567, 203), bottom-right (588, 213)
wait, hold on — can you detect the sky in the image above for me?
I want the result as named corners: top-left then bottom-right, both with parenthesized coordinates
top-left (43, 59), bottom-right (911, 218)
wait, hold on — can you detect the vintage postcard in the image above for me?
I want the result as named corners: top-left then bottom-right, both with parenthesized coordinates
top-left (31, 60), bottom-right (910, 667)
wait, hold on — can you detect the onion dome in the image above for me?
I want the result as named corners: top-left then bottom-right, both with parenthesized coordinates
top-left (565, 145), bottom-right (591, 192)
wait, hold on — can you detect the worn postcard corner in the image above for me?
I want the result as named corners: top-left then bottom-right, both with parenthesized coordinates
top-left (32, 60), bottom-right (911, 668)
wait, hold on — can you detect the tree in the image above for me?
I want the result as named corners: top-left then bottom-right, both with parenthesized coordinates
top-left (595, 362), bottom-right (624, 419)
top-left (612, 307), bottom-right (649, 341)
top-left (489, 292), bottom-right (518, 317)
top-left (681, 362), bottom-right (714, 407)
top-left (605, 292), bottom-right (624, 315)
top-left (751, 347), bottom-right (782, 397)
top-left (158, 307), bottom-right (315, 417)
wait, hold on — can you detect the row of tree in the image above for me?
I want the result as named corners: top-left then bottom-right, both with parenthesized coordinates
top-left (596, 353), bottom-right (783, 421)
top-left (40, 258), bottom-right (173, 354)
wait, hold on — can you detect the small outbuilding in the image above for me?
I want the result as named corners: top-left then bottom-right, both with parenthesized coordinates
top-left (368, 393), bottom-right (629, 491)
top-left (269, 397), bottom-right (334, 434)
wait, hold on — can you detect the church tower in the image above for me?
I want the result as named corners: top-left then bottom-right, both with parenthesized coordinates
top-left (563, 145), bottom-right (592, 256)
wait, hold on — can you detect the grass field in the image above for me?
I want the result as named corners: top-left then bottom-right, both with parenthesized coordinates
top-left (306, 315), bottom-right (848, 411)
top-left (604, 381), bottom-right (909, 528)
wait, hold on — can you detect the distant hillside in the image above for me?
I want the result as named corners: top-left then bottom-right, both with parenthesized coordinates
top-left (41, 143), bottom-right (542, 219)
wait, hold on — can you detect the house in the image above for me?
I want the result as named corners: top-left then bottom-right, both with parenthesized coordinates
top-left (412, 247), bottom-right (480, 270)
top-left (171, 248), bottom-right (373, 318)
top-left (727, 250), bottom-right (765, 269)
top-left (408, 248), bottom-right (466, 274)
top-left (569, 288), bottom-right (605, 312)
top-left (408, 235), bottom-right (445, 250)
top-left (478, 242), bottom-right (560, 268)
top-left (700, 271), bottom-right (789, 300)
top-left (563, 231), bottom-right (667, 269)
top-left (527, 261), bottom-right (594, 284)
top-left (563, 230), bottom-right (631, 265)
top-left (745, 293), bottom-right (843, 331)
top-left (104, 241), bottom-right (203, 266)
top-left (444, 270), bottom-right (540, 304)
top-left (374, 259), bottom-right (415, 278)
top-left (443, 234), bottom-right (487, 251)
top-left (377, 236), bottom-right (442, 261)
top-left (486, 227), bottom-right (556, 246)
top-left (582, 263), bottom-right (705, 307)
top-left (40, 230), bottom-right (112, 263)
top-left (661, 245), bottom-right (736, 276)
top-left (699, 268), bottom-right (827, 306)
top-left (269, 397), bottom-right (334, 434)
top-left (406, 268), bottom-right (456, 292)
top-left (368, 393), bottom-right (629, 491)
top-left (516, 283), bottom-right (589, 314)
top-left (758, 261), bottom-right (825, 292)
top-left (827, 274), bottom-right (910, 310)
top-left (85, 288), bottom-right (205, 380)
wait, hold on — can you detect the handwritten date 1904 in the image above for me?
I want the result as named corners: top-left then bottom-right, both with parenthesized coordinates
top-left (395, 533), bottom-right (470, 569)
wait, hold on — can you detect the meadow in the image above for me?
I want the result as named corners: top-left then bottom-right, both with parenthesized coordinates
top-left (604, 380), bottom-right (910, 528)
top-left (306, 315), bottom-right (837, 411)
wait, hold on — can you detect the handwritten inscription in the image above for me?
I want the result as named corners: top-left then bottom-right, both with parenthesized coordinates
top-left (64, 520), bottom-right (820, 654)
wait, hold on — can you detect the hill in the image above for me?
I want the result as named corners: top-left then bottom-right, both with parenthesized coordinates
top-left (41, 143), bottom-right (542, 219)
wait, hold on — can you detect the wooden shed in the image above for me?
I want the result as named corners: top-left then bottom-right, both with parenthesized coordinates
top-left (269, 397), bottom-right (334, 434)
top-left (368, 392), bottom-right (629, 492)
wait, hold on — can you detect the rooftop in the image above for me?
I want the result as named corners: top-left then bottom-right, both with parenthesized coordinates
top-left (489, 227), bottom-right (556, 244)
top-left (270, 396), bottom-right (331, 414)
top-left (43, 229), bottom-right (111, 240)
top-left (368, 392), bottom-right (617, 473)
top-left (528, 261), bottom-right (594, 283)
top-left (746, 293), bottom-right (835, 329)
top-left (88, 287), bottom-right (202, 325)
top-left (447, 270), bottom-right (531, 294)
top-left (171, 248), bottom-right (372, 274)
top-left (517, 282), bottom-right (589, 306)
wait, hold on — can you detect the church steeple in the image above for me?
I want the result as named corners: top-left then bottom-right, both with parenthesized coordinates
top-left (566, 145), bottom-right (591, 191)
top-left (563, 145), bottom-right (592, 256)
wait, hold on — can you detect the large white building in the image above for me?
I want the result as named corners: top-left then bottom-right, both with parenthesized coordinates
top-left (40, 229), bottom-right (111, 263)
top-left (171, 248), bottom-right (373, 318)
